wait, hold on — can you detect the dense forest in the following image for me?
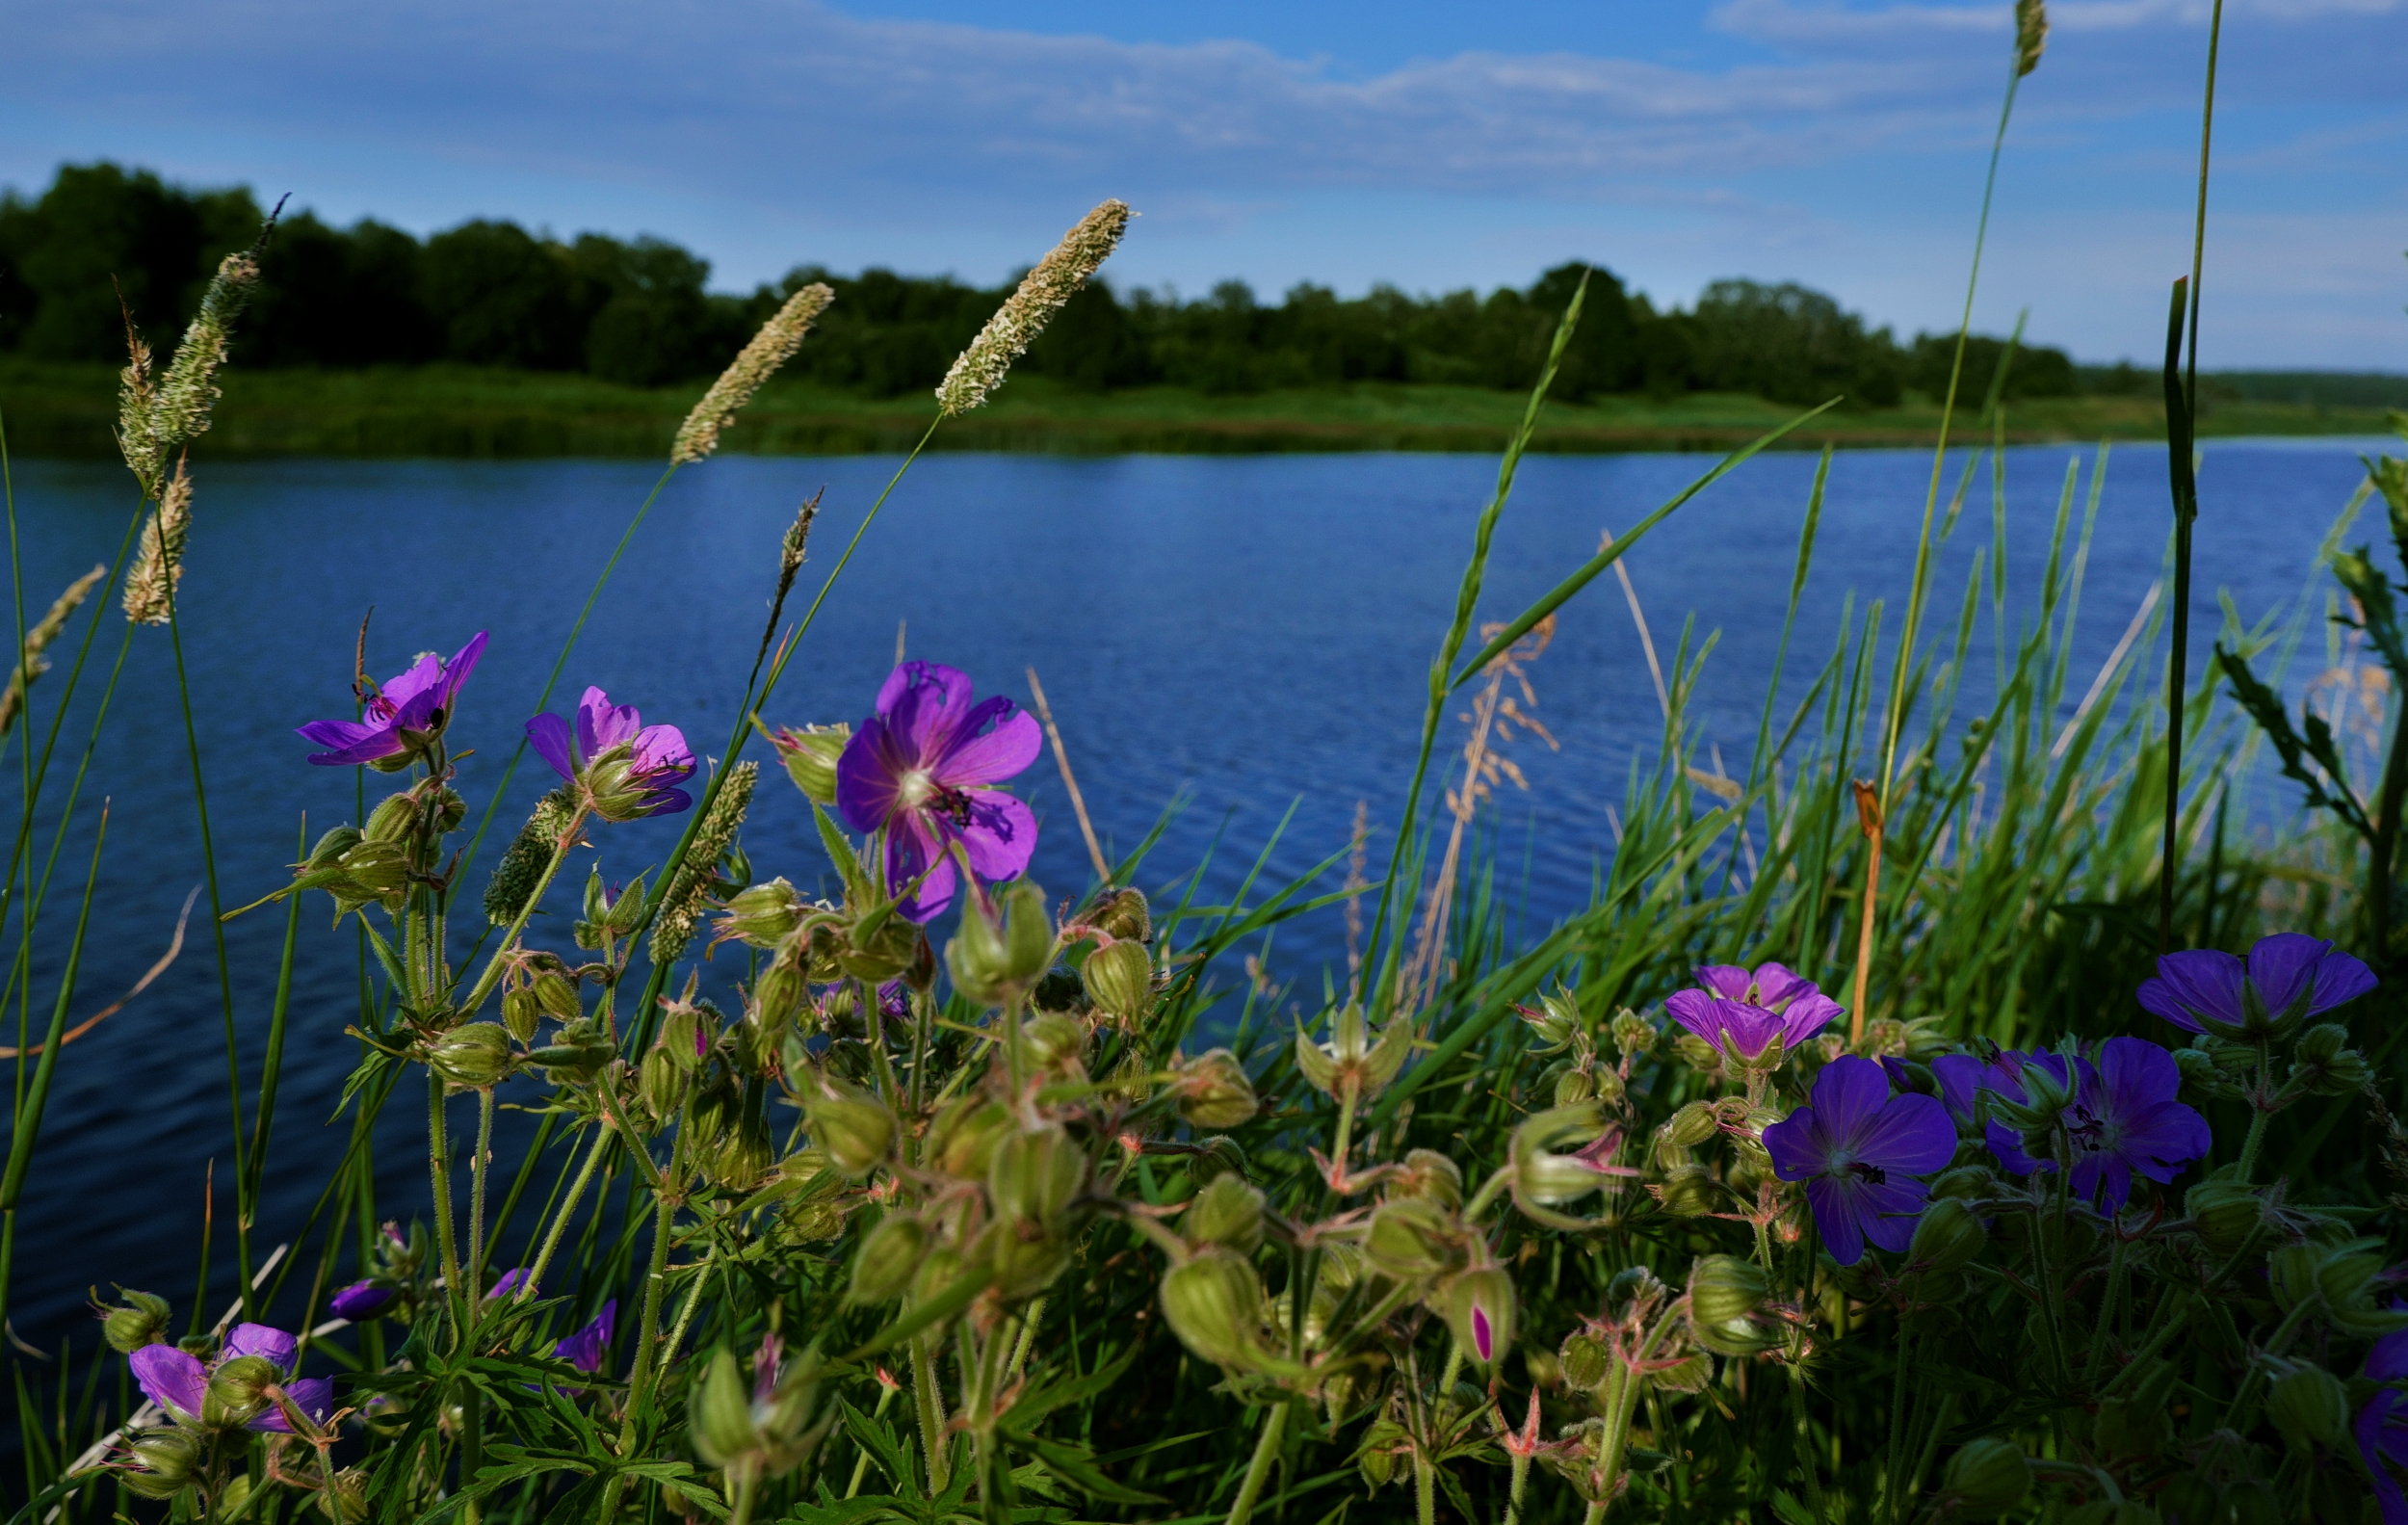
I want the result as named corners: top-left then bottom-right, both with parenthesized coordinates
top-left (0, 159), bottom-right (2212, 412)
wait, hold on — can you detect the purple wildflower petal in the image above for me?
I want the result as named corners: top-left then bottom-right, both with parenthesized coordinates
top-left (834, 717), bottom-right (906, 834)
top-left (438, 633), bottom-right (488, 708)
top-left (329, 1282), bottom-right (394, 1322)
top-left (2370, 1324), bottom-right (2408, 1383)
top-left (576, 686), bottom-right (645, 759)
top-left (1803, 1177), bottom-right (1868, 1266)
top-left (2249, 933), bottom-right (2377, 1018)
top-left (2138, 948), bottom-right (2244, 1033)
top-left (1662, 989), bottom-right (1723, 1043)
top-left (1808, 1056), bottom-right (1894, 1137)
top-left (299, 633), bottom-right (485, 768)
top-left (1760, 1109), bottom-right (1822, 1182)
top-left (1778, 990), bottom-right (1844, 1043)
top-left (222, 1323), bottom-right (299, 1375)
top-left (1695, 964), bottom-right (1752, 1001)
top-left (933, 704), bottom-right (1042, 789)
top-left (956, 791), bottom-right (1037, 881)
top-left (877, 664), bottom-right (978, 752)
top-left (487, 1268), bottom-right (533, 1300)
top-left (130, 1344), bottom-right (207, 1421)
top-left (554, 1301), bottom-right (618, 1376)
top-left (1985, 1117), bottom-right (2043, 1175)
top-left (1853, 1091), bottom-right (1954, 1175)
top-left (889, 815), bottom-right (960, 925)
top-left (1931, 1055), bottom-right (1983, 1126)
top-left (249, 1376), bottom-right (336, 1433)
top-left (1749, 962), bottom-right (1813, 1011)
top-left (297, 721), bottom-right (407, 768)
top-left (526, 713), bottom-right (578, 782)
top-left (2361, 1391), bottom-right (2408, 1525)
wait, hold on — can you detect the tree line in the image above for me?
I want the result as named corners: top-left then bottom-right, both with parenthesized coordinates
top-left (0, 162), bottom-right (2087, 407)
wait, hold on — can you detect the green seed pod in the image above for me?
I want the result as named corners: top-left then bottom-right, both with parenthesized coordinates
top-left (718, 880), bottom-right (805, 950)
top-left (1160, 1249), bottom-right (1268, 1369)
top-left (1908, 1197), bottom-right (1988, 1275)
top-left (316, 1467), bottom-right (370, 1524)
top-left (772, 723), bottom-right (850, 805)
top-left (362, 791), bottom-right (416, 843)
top-left (948, 881), bottom-right (1055, 1007)
top-left (988, 1125), bottom-right (1086, 1232)
top-left (1559, 1331), bottom-right (1610, 1390)
top-left (2297, 1021), bottom-right (2349, 1065)
top-left (689, 1347), bottom-right (760, 1467)
top-left (1442, 1267), bottom-right (1515, 1366)
top-left (2186, 1170), bottom-right (2266, 1257)
top-left (101, 1289), bottom-right (172, 1354)
top-left (501, 988), bottom-right (542, 1044)
top-left (847, 1215), bottom-right (928, 1303)
top-left (120, 1428), bottom-right (200, 1499)
top-left (533, 971), bottom-right (582, 1022)
top-left (1389, 1149), bottom-right (1464, 1210)
top-left (1080, 885), bottom-right (1152, 943)
top-left (2268, 1244), bottom-right (2320, 1313)
top-left (1080, 940), bottom-right (1155, 1025)
top-left (1589, 1066), bottom-right (1627, 1105)
top-left (1610, 1008), bottom-right (1658, 1060)
top-left (804, 1077), bottom-right (898, 1177)
top-left (1362, 1197), bottom-right (1464, 1282)
top-left (1020, 1012), bottom-right (1088, 1073)
top-left (911, 1247), bottom-right (967, 1308)
top-left (1184, 1172), bottom-right (1265, 1253)
top-left (1940, 1438), bottom-right (2030, 1520)
top-left (712, 1117), bottom-right (772, 1193)
top-left (204, 1354), bottom-right (280, 1426)
top-left (1663, 1101), bottom-right (1719, 1148)
top-left (927, 1097), bottom-right (1012, 1179)
top-left (429, 1023), bottom-right (515, 1090)
top-left (1657, 1165), bottom-right (1722, 1217)
top-left (2267, 1363), bottom-right (2350, 1453)
top-left (1553, 1067), bottom-right (1596, 1107)
top-left (1176, 1048), bottom-right (1259, 1130)
top-left (1688, 1254), bottom-right (1769, 1328)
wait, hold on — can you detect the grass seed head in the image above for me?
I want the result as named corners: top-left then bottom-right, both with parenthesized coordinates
top-left (936, 199), bottom-right (1132, 417)
top-left (672, 283), bottom-right (835, 464)
top-left (122, 455), bottom-right (194, 626)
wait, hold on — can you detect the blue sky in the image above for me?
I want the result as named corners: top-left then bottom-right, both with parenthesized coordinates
top-left (2, 0), bottom-right (2402, 366)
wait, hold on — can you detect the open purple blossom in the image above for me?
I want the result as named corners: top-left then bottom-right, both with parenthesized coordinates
top-left (1983, 1039), bottom-right (2209, 1214)
top-left (1930, 1047), bottom-right (2036, 1134)
top-left (835, 663), bottom-right (1040, 924)
top-left (2137, 933), bottom-right (2375, 1039)
top-left (554, 1301), bottom-right (617, 1381)
top-left (129, 1321), bottom-right (333, 1433)
top-left (329, 1281), bottom-right (395, 1322)
top-left (1763, 1056), bottom-right (1954, 1266)
top-left (1665, 960), bottom-right (1843, 1067)
top-left (528, 687), bottom-right (696, 821)
top-left (2359, 1322), bottom-right (2408, 1525)
top-left (298, 632), bottom-right (488, 770)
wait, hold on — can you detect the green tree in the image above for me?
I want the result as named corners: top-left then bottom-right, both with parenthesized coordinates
top-left (418, 220), bottom-right (586, 368)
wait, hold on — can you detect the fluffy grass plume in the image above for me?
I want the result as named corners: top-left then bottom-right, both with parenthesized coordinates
top-left (113, 325), bottom-right (161, 500)
top-left (671, 283), bottom-right (835, 464)
top-left (150, 251), bottom-right (260, 453)
top-left (649, 759), bottom-right (757, 965)
top-left (935, 198), bottom-right (1132, 416)
top-left (0, 564), bottom-right (107, 742)
top-left (121, 454), bottom-right (193, 626)
top-left (2015, 0), bottom-right (2049, 75)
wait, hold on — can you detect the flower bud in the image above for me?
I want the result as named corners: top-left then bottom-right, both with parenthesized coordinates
top-left (317, 1467), bottom-right (369, 1524)
top-left (947, 882), bottom-right (1054, 1006)
top-left (690, 1347), bottom-right (760, 1467)
top-left (804, 1078), bottom-right (898, 1177)
top-left (1553, 1067), bottom-right (1595, 1107)
top-left (527, 1017), bottom-right (615, 1083)
top-left (429, 1023), bottom-right (515, 1090)
top-left (121, 1427), bottom-right (200, 1498)
top-left (1020, 1012), bottom-right (1088, 1074)
top-left (204, 1354), bottom-right (280, 1426)
top-left (1175, 1048), bottom-right (1259, 1130)
top-left (1184, 1173), bottom-right (1265, 1253)
top-left (1443, 1267), bottom-right (1515, 1366)
top-left (847, 1215), bottom-right (928, 1303)
top-left (2267, 1361), bottom-right (2350, 1453)
top-left (2186, 1170), bottom-right (2266, 1257)
top-left (1079, 885), bottom-right (1152, 943)
top-left (533, 971), bottom-right (582, 1022)
top-left (719, 880), bottom-right (805, 950)
top-left (1559, 1332), bottom-right (1610, 1390)
top-left (362, 791), bottom-right (417, 843)
top-left (2296, 1021), bottom-right (2349, 1065)
top-left (927, 1097), bottom-right (1010, 1179)
top-left (712, 1117), bottom-right (772, 1193)
top-left (1388, 1149), bottom-right (1464, 1210)
top-left (1160, 1249), bottom-right (1268, 1369)
top-left (1081, 940), bottom-right (1155, 1026)
top-left (1657, 1165), bottom-right (1723, 1217)
top-left (1363, 1197), bottom-right (1464, 1281)
top-left (100, 1289), bottom-right (172, 1354)
top-left (772, 723), bottom-right (850, 805)
top-left (1663, 1101), bottom-right (1719, 1148)
top-left (501, 988), bottom-right (542, 1043)
top-left (1940, 1438), bottom-right (2029, 1519)
top-left (988, 1125), bottom-right (1085, 1232)
top-left (1687, 1254), bottom-right (1768, 1328)
top-left (1908, 1197), bottom-right (1987, 1275)
top-left (1610, 1008), bottom-right (1658, 1060)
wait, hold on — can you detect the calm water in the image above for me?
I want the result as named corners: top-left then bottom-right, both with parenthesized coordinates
top-left (0, 438), bottom-right (2383, 1352)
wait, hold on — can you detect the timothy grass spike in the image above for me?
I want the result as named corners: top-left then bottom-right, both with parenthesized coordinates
top-left (150, 251), bottom-right (260, 452)
top-left (0, 564), bottom-right (108, 742)
top-left (672, 283), bottom-right (835, 464)
top-left (650, 760), bottom-right (756, 966)
top-left (2015, 0), bottom-right (2048, 76)
top-left (936, 199), bottom-right (1132, 417)
top-left (123, 455), bottom-right (194, 626)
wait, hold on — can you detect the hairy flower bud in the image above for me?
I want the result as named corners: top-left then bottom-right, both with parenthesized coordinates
top-left (847, 1215), bottom-right (928, 1303)
top-left (204, 1354), bottom-right (280, 1426)
top-left (1663, 1101), bottom-right (1719, 1148)
top-left (947, 881), bottom-right (1054, 1006)
top-left (429, 1023), bottom-right (515, 1090)
top-left (1908, 1197), bottom-right (1987, 1275)
top-left (1020, 1012), bottom-right (1088, 1074)
top-left (1079, 885), bottom-right (1152, 943)
top-left (1081, 940), bottom-right (1155, 1026)
top-left (1159, 1249), bottom-right (1268, 1370)
top-left (772, 723), bottom-right (849, 805)
top-left (927, 1097), bottom-right (1012, 1179)
top-left (98, 1289), bottom-right (171, 1354)
top-left (1363, 1197), bottom-right (1464, 1282)
top-left (1687, 1254), bottom-right (1768, 1328)
top-left (1389, 1149), bottom-right (1464, 1210)
top-left (532, 971), bottom-right (582, 1022)
top-left (1184, 1172), bottom-right (1265, 1253)
top-left (988, 1125), bottom-right (1085, 1232)
top-left (120, 1427), bottom-right (201, 1498)
top-left (2267, 1362), bottom-right (2350, 1453)
top-left (1553, 1067), bottom-right (1595, 1107)
top-left (712, 1117), bottom-right (772, 1193)
top-left (1559, 1331), bottom-right (1610, 1391)
top-left (2186, 1170), bottom-right (2266, 1257)
top-left (718, 880), bottom-right (806, 950)
top-left (1175, 1048), bottom-right (1259, 1130)
top-left (690, 1348), bottom-right (760, 1467)
top-left (804, 1077), bottom-right (898, 1177)
top-left (1657, 1165), bottom-right (1723, 1217)
top-left (1941, 1438), bottom-right (2030, 1519)
top-left (501, 988), bottom-right (542, 1043)
top-left (1443, 1267), bottom-right (1515, 1366)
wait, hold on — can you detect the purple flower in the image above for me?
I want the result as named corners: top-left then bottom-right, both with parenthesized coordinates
top-left (328, 1282), bottom-right (395, 1322)
top-left (128, 1321), bottom-right (330, 1433)
top-left (1763, 1056), bottom-right (1954, 1266)
top-left (2359, 1323), bottom-right (2408, 1525)
top-left (554, 1301), bottom-right (617, 1378)
top-left (297, 633), bottom-right (488, 770)
top-left (2137, 933), bottom-right (2375, 1039)
top-left (487, 1268), bottom-right (534, 1300)
top-left (527, 687), bottom-right (696, 821)
top-left (1665, 960), bottom-right (1843, 1067)
top-left (1983, 1039), bottom-right (2210, 1214)
top-left (835, 663), bottom-right (1040, 924)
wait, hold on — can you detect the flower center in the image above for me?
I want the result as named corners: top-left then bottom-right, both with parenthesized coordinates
top-left (898, 769), bottom-right (937, 808)
top-left (1845, 1160), bottom-right (1888, 1186)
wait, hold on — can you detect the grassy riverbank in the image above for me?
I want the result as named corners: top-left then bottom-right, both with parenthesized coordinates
top-left (3, 357), bottom-right (2396, 458)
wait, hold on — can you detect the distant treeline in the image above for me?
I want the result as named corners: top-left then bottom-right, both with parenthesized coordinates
top-left (5, 161), bottom-right (2383, 412)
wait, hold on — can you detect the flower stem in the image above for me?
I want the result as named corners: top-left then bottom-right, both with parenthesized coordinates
top-left (458, 810), bottom-right (586, 1016)
top-left (2237, 1044), bottom-right (2273, 1179)
top-left (519, 1121), bottom-right (609, 1303)
top-left (1223, 1397), bottom-right (1288, 1525)
top-left (1787, 1364), bottom-right (1827, 1520)
top-left (912, 1332), bottom-right (952, 1496)
top-left (466, 1087), bottom-right (494, 1315)
top-left (428, 1069), bottom-right (462, 1325)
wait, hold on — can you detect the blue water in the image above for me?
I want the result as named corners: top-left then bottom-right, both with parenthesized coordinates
top-left (0, 437), bottom-right (2386, 1354)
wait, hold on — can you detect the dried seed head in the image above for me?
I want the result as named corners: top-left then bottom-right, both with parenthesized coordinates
top-left (2014, 0), bottom-right (2048, 77)
top-left (151, 252), bottom-right (260, 452)
top-left (0, 563), bottom-right (107, 742)
top-left (651, 760), bottom-right (758, 966)
top-left (122, 455), bottom-right (194, 626)
top-left (115, 327), bottom-right (161, 500)
top-left (673, 283), bottom-right (834, 465)
top-left (936, 199), bottom-right (1131, 417)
